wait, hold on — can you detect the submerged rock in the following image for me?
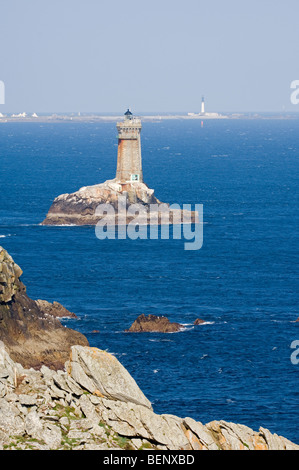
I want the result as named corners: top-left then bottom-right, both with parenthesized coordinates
top-left (126, 314), bottom-right (183, 333)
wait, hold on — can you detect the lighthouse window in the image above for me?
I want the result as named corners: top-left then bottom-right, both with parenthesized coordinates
top-left (131, 174), bottom-right (139, 182)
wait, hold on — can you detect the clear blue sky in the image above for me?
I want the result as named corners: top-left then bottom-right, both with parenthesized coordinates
top-left (0, 0), bottom-right (298, 113)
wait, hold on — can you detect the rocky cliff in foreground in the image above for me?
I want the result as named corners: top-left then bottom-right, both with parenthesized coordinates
top-left (0, 246), bottom-right (88, 370)
top-left (1, 246), bottom-right (298, 450)
top-left (0, 342), bottom-right (298, 451)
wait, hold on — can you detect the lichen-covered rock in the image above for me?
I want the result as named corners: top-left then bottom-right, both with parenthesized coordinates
top-left (0, 247), bottom-right (23, 303)
top-left (0, 343), bottom-right (298, 451)
top-left (67, 345), bottom-right (152, 409)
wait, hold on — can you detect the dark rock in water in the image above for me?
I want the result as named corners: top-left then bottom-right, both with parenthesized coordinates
top-left (126, 314), bottom-right (183, 333)
top-left (0, 246), bottom-right (89, 370)
top-left (35, 299), bottom-right (77, 319)
top-left (194, 318), bottom-right (205, 325)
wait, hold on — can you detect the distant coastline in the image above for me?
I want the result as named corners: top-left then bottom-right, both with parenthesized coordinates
top-left (1, 112), bottom-right (299, 123)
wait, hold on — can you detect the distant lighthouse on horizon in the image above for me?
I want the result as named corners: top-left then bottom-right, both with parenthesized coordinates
top-left (201, 96), bottom-right (205, 114)
top-left (187, 96), bottom-right (226, 119)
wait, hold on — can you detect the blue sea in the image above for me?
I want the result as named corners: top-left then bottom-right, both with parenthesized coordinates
top-left (0, 118), bottom-right (298, 444)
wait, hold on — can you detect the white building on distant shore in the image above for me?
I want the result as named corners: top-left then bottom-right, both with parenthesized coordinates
top-left (188, 96), bottom-right (227, 119)
top-left (11, 112), bottom-right (27, 118)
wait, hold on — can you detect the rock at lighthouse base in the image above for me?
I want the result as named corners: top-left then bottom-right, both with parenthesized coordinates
top-left (41, 179), bottom-right (198, 226)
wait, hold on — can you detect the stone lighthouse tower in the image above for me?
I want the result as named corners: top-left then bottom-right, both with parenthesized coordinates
top-left (116, 109), bottom-right (143, 184)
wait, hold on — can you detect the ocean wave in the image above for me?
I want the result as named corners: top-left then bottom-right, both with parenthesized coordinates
top-left (179, 326), bottom-right (194, 332)
top-left (211, 154), bottom-right (229, 157)
top-left (19, 224), bottom-right (39, 226)
top-left (148, 338), bottom-right (174, 342)
top-left (38, 223), bottom-right (78, 227)
top-left (200, 354), bottom-right (209, 360)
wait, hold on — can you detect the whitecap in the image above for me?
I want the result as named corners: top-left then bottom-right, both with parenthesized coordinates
top-left (180, 326), bottom-right (194, 332)
top-left (211, 154), bottom-right (229, 157)
top-left (148, 338), bottom-right (173, 342)
top-left (42, 224), bottom-right (78, 227)
top-left (200, 354), bottom-right (208, 360)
